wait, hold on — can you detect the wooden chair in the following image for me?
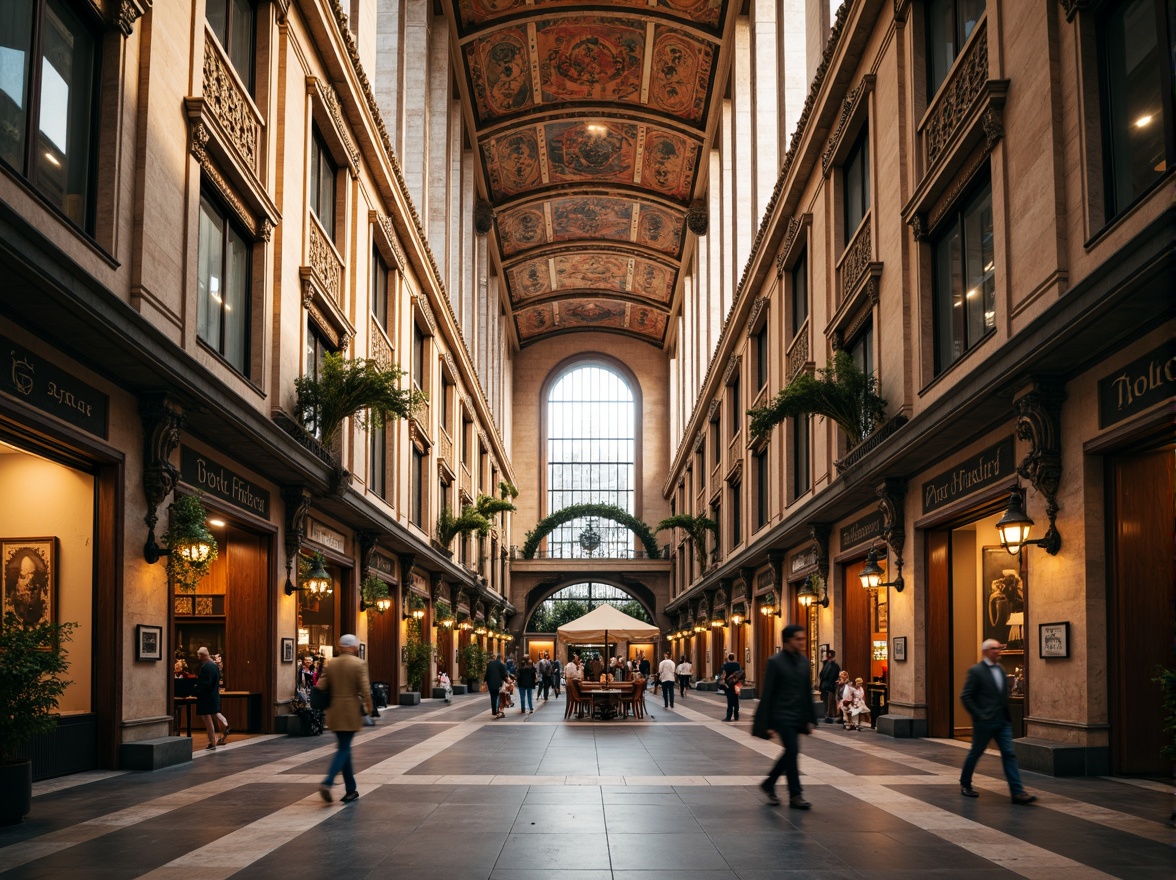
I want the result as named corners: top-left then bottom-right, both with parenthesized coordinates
top-left (565, 679), bottom-right (592, 719)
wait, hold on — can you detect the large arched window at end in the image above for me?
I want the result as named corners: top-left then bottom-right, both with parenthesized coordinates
top-left (546, 363), bottom-right (636, 557)
top-left (527, 582), bottom-right (652, 632)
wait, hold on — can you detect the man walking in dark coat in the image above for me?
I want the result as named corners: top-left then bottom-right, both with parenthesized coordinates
top-left (485, 652), bottom-right (509, 718)
top-left (959, 639), bottom-right (1036, 804)
top-left (818, 649), bottom-right (841, 723)
top-left (753, 624), bottom-right (818, 809)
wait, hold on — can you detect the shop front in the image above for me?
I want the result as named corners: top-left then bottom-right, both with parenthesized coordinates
top-left (296, 518), bottom-right (355, 671)
top-left (785, 546), bottom-right (821, 692)
top-left (835, 509), bottom-right (889, 724)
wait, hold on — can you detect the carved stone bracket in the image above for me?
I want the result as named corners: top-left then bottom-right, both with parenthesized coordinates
top-left (114, 0), bottom-right (150, 37)
top-left (822, 76), bottom-right (876, 176)
top-left (474, 199), bottom-right (495, 236)
top-left (876, 478), bottom-right (907, 573)
top-left (1059, 0), bottom-right (1088, 22)
top-left (430, 573), bottom-right (446, 603)
top-left (686, 199), bottom-right (709, 236)
top-left (1014, 380), bottom-right (1066, 554)
top-left (909, 212), bottom-right (928, 241)
top-left (357, 529), bottom-right (379, 580)
top-left (722, 355), bottom-right (742, 385)
top-left (398, 554), bottom-right (417, 590)
top-left (282, 485), bottom-right (313, 591)
top-left (809, 523), bottom-right (831, 586)
top-left (744, 297), bottom-right (768, 337)
top-left (767, 551), bottom-right (787, 590)
top-left (140, 393), bottom-right (185, 561)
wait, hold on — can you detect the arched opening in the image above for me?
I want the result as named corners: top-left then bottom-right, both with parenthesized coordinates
top-left (545, 361), bottom-right (637, 557)
top-left (526, 582), bottom-right (652, 632)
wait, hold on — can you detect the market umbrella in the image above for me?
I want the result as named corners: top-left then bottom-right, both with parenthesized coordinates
top-left (557, 602), bottom-right (659, 660)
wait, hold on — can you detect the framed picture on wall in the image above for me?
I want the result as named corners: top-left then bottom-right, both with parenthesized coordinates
top-left (820, 643), bottom-right (830, 662)
top-left (892, 636), bottom-right (907, 662)
top-left (281, 638), bottom-right (295, 663)
top-left (1039, 622), bottom-right (1069, 658)
top-left (360, 643), bottom-right (367, 661)
top-left (981, 547), bottom-right (1025, 651)
top-left (2, 537), bottom-right (56, 628)
top-left (136, 624), bottom-right (163, 661)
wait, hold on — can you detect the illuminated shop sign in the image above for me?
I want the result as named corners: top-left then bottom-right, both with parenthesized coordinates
top-left (179, 446), bottom-right (270, 517)
top-left (839, 511), bottom-right (883, 551)
top-left (922, 437), bottom-right (1014, 514)
top-left (1097, 339), bottom-right (1175, 428)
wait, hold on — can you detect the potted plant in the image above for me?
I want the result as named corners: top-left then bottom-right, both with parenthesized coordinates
top-left (435, 492), bottom-right (517, 556)
top-left (403, 613), bottom-right (436, 697)
top-left (0, 612), bottom-right (75, 825)
top-left (656, 513), bottom-right (718, 574)
top-left (294, 352), bottom-right (426, 450)
top-left (360, 575), bottom-right (391, 613)
top-left (458, 642), bottom-right (487, 693)
top-left (165, 494), bottom-right (218, 593)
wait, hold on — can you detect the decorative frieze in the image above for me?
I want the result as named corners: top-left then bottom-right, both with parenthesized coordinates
top-left (744, 297), bottom-right (767, 337)
top-left (310, 78), bottom-right (360, 175)
top-left (371, 319), bottom-right (392, 368)
top-left (841, 222), bottom-right (872, 298)
top-left (923, 22), bottom-right (988, 168)
top-left (822, 77), bottom-right (875, 176)
top-left (203, 28), bottom-right (260, 176)
top-left (308, 221), bottom-right (343, 306)
top-left (415, 294), bottom-right (438, 336)
top-left (786, 324), bottom-right (810, 382)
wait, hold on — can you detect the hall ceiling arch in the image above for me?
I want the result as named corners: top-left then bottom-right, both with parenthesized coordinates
top-left (441, 0), bottom-right (739, 348)
top-left (522, 577), bottom-right (661, 631)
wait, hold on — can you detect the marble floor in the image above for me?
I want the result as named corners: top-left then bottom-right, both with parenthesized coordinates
top-left (2, 690), bottom-right (1172, 880)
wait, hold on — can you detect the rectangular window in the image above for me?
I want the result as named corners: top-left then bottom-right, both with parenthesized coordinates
top-left (731, 481), bottom-right (742, 547)
top-left (369, 421), bottom-right (386, 498)
top-left (441, 376), bottom-right (453, 433)
top-left (793, 413), bottom-right (811, 497)
top-left (309, 129), bottom-right (336, 237)
top-left (304, 322), bottom-right (333, 437)
top-left (927, 0), bottom-right (985, 97)
top-left (843, 129), bottom-right (871, 243)
top-left (754, 448), bottom-right (768, 531)
top-left (1098, 0), bottom-right (1174, 218)
top-left (371, 245), bottom-right (388, 331)
top-left (932, 180), bottom-right (994, 373)
top-left (206, 0), bottom-right (255, 93)
top-left (410, 446), bottom-right (424, 527)
top-left (755, 321), bottom-right (769, 390)
top-left (729, 376), bottom-right (741, 438)
top-left (0, 0), bottom-right (98, 231)
top-left (792, 251), bottom-right (809, 338)
top-left (847, 319), bottom-right (875, 378)
top-left (412, 321), bottom-right (425, 389)
top-left (197, 193), bottom-right (251, 376)
top-left (462, 417), bottom-right (472, 465)
top-left (710, 420), bottom-right (720, 468)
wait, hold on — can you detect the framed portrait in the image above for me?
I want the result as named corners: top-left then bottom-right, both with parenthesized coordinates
top-left (360, 643), bottom-right (367, 661)
top-left (819, 643), bottom-right (830, 662)
top-left (136, 624), bottom-right (163, 661)
top-left (981, 547), bottom-right (1025, 651)
top-left (2, 538), bottom-right (56, 628)
top-left (892, 636), bottom-right (907, 662)
top-left (1039, 622), bottom-right (1069, 659)
top-left (744, 648), bottom-right (751, 664)
top-left (281, 637), bottom-right (295, 663)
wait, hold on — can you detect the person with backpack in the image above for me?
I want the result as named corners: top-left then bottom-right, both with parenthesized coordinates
top-left (721, 653), bottom-right (745, 722)
top-left (537, 652), bottom-right (553, 701)
top-left (551, 656), bottom-right (562, 697)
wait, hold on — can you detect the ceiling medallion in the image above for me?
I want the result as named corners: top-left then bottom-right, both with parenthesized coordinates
top-left (686, 198), bottom-right (708, 236)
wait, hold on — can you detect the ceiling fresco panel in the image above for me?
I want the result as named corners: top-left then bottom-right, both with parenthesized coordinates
top-left (553, 253), bottom-right (633, 292)
top-left (496, 196), bottom-right (686, 258)
top-left (465, 26), bottom-right (535, 122)
top-left (482, 128), bottom-right (544, 199)
top-left (507, 259), bottom-right (555, 300)
top-left (647, 26), bottom-right (715, 124)
top-left (550, 195), bottom-right (633, 243)
top-left (546, 120), bottom-right (639, 185)
top-left (629, 257), bottom-right (676, 302)
top-left (496, 203), bottom-right (549, 256)
top-left (457, 0), bottom-right (724, 34)
top-left (640, 128), bottom-right (698, 200)
top-left (636, 204), bottom-right (685, 254)
top-left (515, 298), bottom-right (670, 344)
top-left (536, 19), bottom-right (645, 105)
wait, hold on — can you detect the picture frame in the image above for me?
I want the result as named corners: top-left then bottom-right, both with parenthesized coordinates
top-left (281, 637), bottom-right (295, 663)
top-left (892, 636), bottom-right (907, 662)
top-left (2, 537), bottom-right (57, 628)
top-left (1039, 622), bottom-right (1069, 659)
top-left (820, 643), bottom-right (830, 662)
top-left (136, 624), bottom-right (163, 661)
top-left (360, 643), bottom-right (367, 661)
top-left (981, 547), bottom-right (1025, 650)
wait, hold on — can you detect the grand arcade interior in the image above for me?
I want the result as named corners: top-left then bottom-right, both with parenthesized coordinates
top-left (0, 2), bottom-right (1173, 872)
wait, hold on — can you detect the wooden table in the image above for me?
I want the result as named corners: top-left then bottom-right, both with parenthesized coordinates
top-left (173, 691), bottom-right (262, 736)
top-left (588, 688), bottom-right (623, 720)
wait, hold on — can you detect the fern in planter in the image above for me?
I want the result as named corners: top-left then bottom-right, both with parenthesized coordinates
top-left (0, 613), bottom-right (75, 764)
top-left (458, 643), bottom-right (487, 686)
top-left (403, 616), bottom-right (436, 694)
top-left (436, 494), bottom-right (517, 551)
top-left (294, 352), bottom-right (426, 449)
top-left (656, 514), bottom-right (718, 574)
top-left (748, 350), bottom-right (886, 445)
top-left (498, 481), bottom-right (519, 500)
top-left (165, 494), bottom-right (218, 593)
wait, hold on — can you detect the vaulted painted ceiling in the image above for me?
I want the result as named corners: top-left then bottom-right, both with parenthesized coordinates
top-left (443, 0), bottom-right (737, 347)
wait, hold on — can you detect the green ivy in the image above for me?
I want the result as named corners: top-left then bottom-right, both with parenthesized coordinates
top-left (522, 504), bottom-right (661, 558)
top-left (403, 617), bottom-right (436, 693)
top-left (0, 613), bottom-right (75, 763)
top-left (656, 514), bottom-right (718, 574)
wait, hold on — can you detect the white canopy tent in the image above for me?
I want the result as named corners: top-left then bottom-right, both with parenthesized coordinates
top-left (557, 602), bottom-right (660, 649)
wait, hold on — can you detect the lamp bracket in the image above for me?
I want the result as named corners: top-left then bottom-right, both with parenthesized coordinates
top-left (140, 393), bottom-right (185, 564)
top-left (876, 478), bottom-right (907, 572)
top-left (282, 485), bottom-right (313, 593)
top-left (809, 523), bottom-right (831, 586)
top-left (1014, 381), bottom-right (1065, 555)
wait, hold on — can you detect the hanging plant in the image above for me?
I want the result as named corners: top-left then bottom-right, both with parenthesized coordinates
top-left (498, 481), bottom-right (519, 500)
top-left (747, 350), bottom-right (887, 445)
top-left (294, 352), bottom-right (427, 449)
top-left (434, 600), bottom-right (453, 626)
top-left (165, 494), bottom-right (218, 593)
top-left (436, 493), bottom-right (517, 550)
top-left (656, 514), bottom-right (718, 574)
top-left (360, 575), bottom-right (390, 612)
top-left (522, 503), bottom-right (660, 558)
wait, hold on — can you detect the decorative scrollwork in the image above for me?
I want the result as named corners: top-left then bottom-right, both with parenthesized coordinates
top-left (1014, 380), bottom-right (1065, 554)
top-left (282, 485), bottom-right (313, 591)
top-left (786, 325), bottom-right (810, 382)
top-left (841, 223), bottom-right (872, 295)
top-left (357, 530), bottom-right (379, 579)
top-left (139, 393), bottom-right (185, 546)
top-left (203, 29), bottom-right (259, 174)
top-left (809, 524), bottom-right (831, 586)
top-left (924, 23), bottom-right (988, 167)
top-left (876, 478), bottom-right (907, 571)
top-left (822, 78), bottom-right (874, 176)
top-left (308, 222), bottom-right (343, 305)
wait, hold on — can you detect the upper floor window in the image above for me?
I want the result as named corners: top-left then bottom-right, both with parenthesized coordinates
top-left (369, 421), bottom-right (386, 499)
top-left (793, 413), bottom-right (811, 498)
top-left (847, 318), bottom-right (875, 378)
top-left (754, 447), bottom-right (769, 531)
top-left (927, 0), bottom-right (985, 98)
top-left (710, 419), bottom-right (720, 468)
top-left (371, 246), bottom-right (389, 331)
top-left (304, 321), bottom-right (334, 438)
top-left (754, 321), bottom-right (769, 390)
top-left (844, 129), bottom-right (871, 242)
top-left (546, 363), bottom-right (635, 557)
top-left (440, 375), bottom-right (454, 434)
top-left (932, 179), bottom-right (994, 373)
top-left (1098, 0), bottom-right (1174, 219)
top-left (728, 374), bottom-right (741, 438)
top-left (0, 0), bottom-right (99, 231)
top-left (792, 251), bottom-right (809, 338)
top-left (197, 192), bottom-right (251, 376)
top-left (206, 0), bottom-right (255, 93)
top-left (309, 128), bottom-right (336, 237)
top-left (411, 320), bottom-right (425, 390)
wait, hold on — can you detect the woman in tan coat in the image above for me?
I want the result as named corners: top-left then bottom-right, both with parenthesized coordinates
top-left (315, 634), bottom-right (373, 803)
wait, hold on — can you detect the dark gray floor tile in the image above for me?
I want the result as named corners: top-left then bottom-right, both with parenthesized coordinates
top-left (495, 832), bottom-right (612, 869)
top-left (608, 832), bottom-right (729, 870)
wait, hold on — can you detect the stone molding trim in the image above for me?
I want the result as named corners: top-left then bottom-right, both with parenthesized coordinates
top-left (113, 0), bottom-right (150, 36)
top-left (307, 77), bottom-right (360, 178)
top-left (744, 297), bottom-right (768, 337)
top-left (822, 76), bottom-right (876, 177)
top-left (408, 417), bottom-right (432, 455)
top-left (1013, 380), bottom-right (1066, 554)
top-left (370, 211), bottom-right (405, 271)
top-left (927, 144), bottom-right (992, 231)
top-left (827, 248), bottom-right (882, 352)
top-left (893, 0), bottom-right (912, 21)
top-left (776, 213), bottom-right (812, 274)
top-left (839, 219), bottom-right (874, 299)
top-left (139, 393), bottom-right (185, 548)
top-left (706, 399), bottom-right (721, 422)
top-left (1058, 0), bottom-right (1088, 22)
top-left (414, 294), bottom-right (438, 336)
top-left (722, 355), bottom-right (742, 386)
top-left (724, 458), bottom-right (743, 486)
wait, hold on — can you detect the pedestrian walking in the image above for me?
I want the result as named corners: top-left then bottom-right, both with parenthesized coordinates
top-left (638, 653), bottom-right (651, 678)
top-left (819, 649), bottom-right (841, 723)
top-left (677, 657), bottom-right (692, 697)
top-left (753, 624), bottom-right (818, 809)
top-left (485, 652), bottom-right (509, 718)
top-left (538, 652), bottom-right (552, 700)
top-left (316, 634), bottom-right (372, 804)
top-left (517, 657), bottom-right (536, 714)
top-left (959, 639), bottom-right (1037, 804)
top-left (552, 656), bottom-right (562, 696)
top-left (720, 653), bottom-right (744, 721)
top-left (194, 646), bottom-right (229, 750)
top-left (658, 652), bottom-right (677, 708)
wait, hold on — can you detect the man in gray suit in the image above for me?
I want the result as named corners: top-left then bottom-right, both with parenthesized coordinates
top-left (959, 639), bottom-right (1036, 804)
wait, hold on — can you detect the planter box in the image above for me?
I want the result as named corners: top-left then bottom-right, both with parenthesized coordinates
top-left (431, 687), bottom-right (449, 699)
top-left (451, 684), bottom-right (468, 695)
top-left (399, 692), bottom-right (421, 706)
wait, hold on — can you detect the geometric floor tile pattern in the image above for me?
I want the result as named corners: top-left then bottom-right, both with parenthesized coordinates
top-left (2, 691), bottom-right (1172, 880)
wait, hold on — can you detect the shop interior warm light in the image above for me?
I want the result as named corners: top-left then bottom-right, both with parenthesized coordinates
top-left (711, 615), bottom-right (726, 627)
top-left (474, 625), bottom-right (487, 636)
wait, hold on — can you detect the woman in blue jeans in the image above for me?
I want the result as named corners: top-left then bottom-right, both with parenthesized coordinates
top-left (516, 657), bottom-right (537, 714)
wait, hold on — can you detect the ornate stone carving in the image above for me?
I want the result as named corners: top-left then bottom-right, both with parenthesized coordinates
top-left (722, 355), bottom-right (742, 385)
top-left (313, 79), bottom-right (360, 173)
top-left (706, 399), bottom-right (721, 422)
top-left (282, 485), bottom-right (313, 590)
top-left (415, 295), bottom-right (437, 336)
top-left (894, 0), bottom-right (913, 21)
top-left (357, 529), bottom-right (379, 579)
top-left (1059, 0), bottom-right (1088, 22)
top-left (744, 297), bottom-right (767, 337)
top-left (473, 199), bottom-right (495, 235)
top-left (190, 122), bottom-right (210, 165)
top-left (982, 105), bottom-right (1005, 152)
top-left (686, 199), bottom-right (709, 236)
top-left (116, 0), bottom-right (149, 37)
top-left (909, 212), bottom-right (928, 241)
top-left (876, 478), bottom-right (907, 573)
top-left (258, 218), bottom-right (273, 243)
top-left (775, 253), bottom-right (786, 278)
top-left (308, 221), bottom-right (343, 305)
top-left (786, 325), bottom-right (810, 382)
top-left (841, 223), bottom-right (872, 296)
top-left (203, 29), bottom-right (259, 174)
top-left (371, 319), bottom-right (392, 367)
top-left (782, 216), bottom-right (802, 261)
top-left (139, 393), bottom-right (184, 555)
top-left (374, 214), bottom-right (405, 270)
top-left (924, 24), bottom-right (988, 167)
top-left (1014, 380), bottom-right (1065, 555)
top-left (822, 78), bottom-right (874, 176)
top-left (809, 524), bottom-right (831, 586)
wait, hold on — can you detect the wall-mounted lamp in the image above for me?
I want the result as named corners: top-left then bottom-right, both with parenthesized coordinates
top-left (474, 624), bottom-right (488, 636)
top-left (145, 494), bottom-right (216, 566)
top-left (996, 489), bottom-right (1060, 555)
top-left (730, 612), bottom-right (745, 626)
top-left (858, 546), bottom-right (904, 592)
top-left (693, 622), bottom-right (706, 634)
top-left (797, 574), bottom-right (830, 608)
top-left (458, 620), bottom-right (473, 631)
top-left (285, 552), bottom-right (333, 596)
top-left (711, 613), bottom-right (727, 627)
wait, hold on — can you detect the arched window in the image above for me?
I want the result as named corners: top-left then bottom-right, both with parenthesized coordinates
top-left (527, 582), bottom-right (652, 632)
top-left (546, 363), bottom-right (636, 557)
